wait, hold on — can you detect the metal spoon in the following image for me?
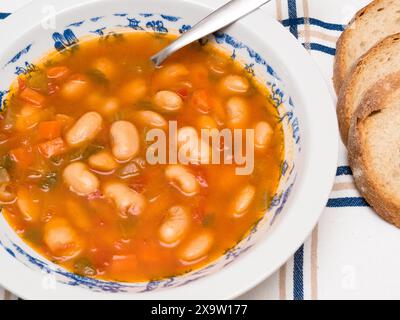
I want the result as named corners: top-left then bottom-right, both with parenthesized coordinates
top-left (151, 0), bottom-right (272, 66)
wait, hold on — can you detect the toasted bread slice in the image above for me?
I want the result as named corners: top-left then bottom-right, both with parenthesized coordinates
top-left (333, 0), bottom-right (400, 94)
top-left (348, 72), bottom-right (400, 227)
top-left (337, 33), bottom-right (400, 145)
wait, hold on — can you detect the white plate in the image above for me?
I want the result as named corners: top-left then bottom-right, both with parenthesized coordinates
top-left (0, 0), bottom-right (338, 300)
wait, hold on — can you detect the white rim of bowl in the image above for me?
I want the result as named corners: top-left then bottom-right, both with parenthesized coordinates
top-left (0, 0), bottom-right (339, 300)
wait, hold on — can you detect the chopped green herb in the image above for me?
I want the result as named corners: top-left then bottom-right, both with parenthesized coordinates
top-left (26, 70), bottom-right (48, 94)
top-left (24, 228), bottom-right (43, 245)
top-left (39, 172), bottom-right (58, 192)
top-left (135, 100), bottom-right (153, 110)
top-left (43, 60), bottom-right (54, 68)
top-left (202, 213), bottom-right (215, 227)
top-left (0, 154), bottom-right (14, 171)
top-left (118, 217), bottom-right (138, 239)
top-left (86, 69), bottom-right (108, 85)
top-left (81, 143), bottom-right (104, 160)
top-left (0, 167), bottom-right (10, 184)
top-left (112, 111), bottom-right (124, 122)
top-left (49, 155), bottom-right (64, 166)
top-left (73, 257), bottom-right (97, 277)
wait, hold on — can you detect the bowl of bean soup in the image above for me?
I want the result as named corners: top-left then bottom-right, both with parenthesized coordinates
top-left (0, 0), bottom-right (338, 299)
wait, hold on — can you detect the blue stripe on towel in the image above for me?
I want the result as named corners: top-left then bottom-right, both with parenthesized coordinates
top-left (0, 13), bottom-right (10, 19)
top-left (281, 17), bottom-right (345, 31)
top-left (287, 1), bottom-right (304, 301)
top-left (307, 43), bottom-right (336, 56)
top-left (287, 0), bottom-right (298, 38)
top-left (336, 166), bottom-right (352, 176)
top-left (293, 245), bottom-right (304, 300)
top-left (327, 197), bottom-right (370, 208)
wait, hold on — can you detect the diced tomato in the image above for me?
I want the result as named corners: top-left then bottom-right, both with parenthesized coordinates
top-left (129, 178), bottom-right (146, 193)
top-left (38, 138), bottom-right (67, 158)
top-left (9, 147), bottom-right (34, 168)
top-left (87, 190), bottom-right (103, 201)
top-left (176, 87), bottom-right (189, 99)
top-left (193, 207), bottom-right (206, 225)
top-left (191, 165), bottom-right (209, 189)
top-left (47, 82), bottom-right (60, 95)
top-left (46, 66), bottom-right (70, 80)
top-left (190, 89), bottom-right (213, 113)
top-left (38, 121), bottom-right (61, 141)
top-left (19, 87), bottom-right (46, 107)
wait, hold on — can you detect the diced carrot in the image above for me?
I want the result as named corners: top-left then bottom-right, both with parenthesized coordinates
top-left (18, 77), bottom-right (26, 91)
top-left (19, 87), bottom-right (46, 107)
top-left (190, 89), bottom-right (213, 113)
top-left (9, 147), bottom-right (34, 168)
top-left (38, 138), bottom-right (67, 158)
top-left (46, 66), bottom-right (70, 80)
top-left (38, 121), bottom-right (61, 140)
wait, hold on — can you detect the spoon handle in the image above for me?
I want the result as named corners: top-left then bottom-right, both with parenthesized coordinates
top-left (151, 0), bottom-right (272, 66)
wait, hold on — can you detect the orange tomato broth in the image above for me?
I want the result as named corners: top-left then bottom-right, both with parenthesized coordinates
top-left (0, 31), bottom-right (284, 282)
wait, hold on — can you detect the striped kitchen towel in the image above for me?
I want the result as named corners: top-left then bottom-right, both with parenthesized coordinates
top-left (1, 0), bottom-right (399, 300)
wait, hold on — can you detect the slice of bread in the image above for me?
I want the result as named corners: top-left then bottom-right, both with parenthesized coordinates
top-left (337, 33), bottom-right (400, 145)
top-left (348, 72), bottom-right (400, 227)
top-left (333, 0), bottom-right (400, 95)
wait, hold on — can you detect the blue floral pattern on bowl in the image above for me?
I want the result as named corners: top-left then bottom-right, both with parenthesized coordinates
top-left (0, 12), bottom-right (300, 294)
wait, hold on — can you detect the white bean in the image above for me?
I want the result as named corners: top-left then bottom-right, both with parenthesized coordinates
top-left (61, 76), bottom-right (90, 101)
top-left (103, 182), bottom-right (147, 217)
top-left (153, 90), bottom-right (183, 113)
top-left (135, 110), bottom-right (167, 129)
top-left (254, 121), bottom-right (273, 151)
top-left (160, 64), bottom-right (189, 79)
top-left (44, 217), bottom-right (83, 259)
top-left (88, 150), bottom-right (118, 172)
top-left (0, 183), bottom-right (15, 204)
top-left (220, 75), bottom-right (249, 94)
top-left (165, 165), bottom-right (200, 196)
top-left (100, 98), bottom-right (120, 116)
top-left (225, 97), bottom-right (249, 129)
top-left (17, 188), bottom-right (39, 222)
top-left (65, 112), bottom-right (103, 147)
top-left (179, 232), bottom-right (214, 263)
top-left (93, 57), bottom-right (116, 79)
top-left (159, 206), bottom-right (191, 245)
top-left (110, 121), bottom-right (140, 162)
top-left (119, 79), bottom-right (147, 105)
top-left (63, 162), bottom-right (100, 196)
top-left (232, 185), bottom-right (256, 218)
top-left (178, 127), bottom-right (210, 165)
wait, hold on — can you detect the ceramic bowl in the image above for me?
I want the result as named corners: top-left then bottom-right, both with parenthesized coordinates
top-left (0, 0), bottom-right (338, 299)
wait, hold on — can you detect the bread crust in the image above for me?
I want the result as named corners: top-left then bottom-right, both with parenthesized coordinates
top-left (333, 4), bottom-right (370, 95)
top-left (348, 72), bottom-right (400, 227)
top-left (337, 33), bottom-right (400, 145)
top-left (333, 0), bottom-right (400, 95)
